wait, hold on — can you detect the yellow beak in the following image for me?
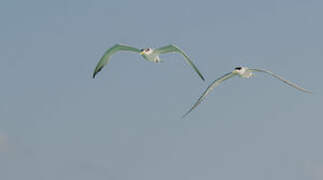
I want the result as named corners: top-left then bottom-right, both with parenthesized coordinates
top-left (140, 51), bottom-right (145, 55)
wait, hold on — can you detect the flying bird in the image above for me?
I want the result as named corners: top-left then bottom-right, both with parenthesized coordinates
top-left (92, 44), bottom-right (205, 81)
top-left (183, 66), bottom-right (312, 117)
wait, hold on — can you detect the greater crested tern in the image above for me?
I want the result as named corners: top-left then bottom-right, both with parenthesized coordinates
top-left (92, 44), bottom-right (205, 81)
top-left (183, 66), bottom-right (312, 117)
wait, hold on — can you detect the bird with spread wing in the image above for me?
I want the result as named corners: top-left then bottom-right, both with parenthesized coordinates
top-left (183, 66), bottom-right (312, 117)
top-left (92, 44), bottom-right (205, 81)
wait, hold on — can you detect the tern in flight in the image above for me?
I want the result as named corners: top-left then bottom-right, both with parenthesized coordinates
top-left (92, 44), bottom-right (205, 81)
top-left (183, 66), bottom-right (312, 117)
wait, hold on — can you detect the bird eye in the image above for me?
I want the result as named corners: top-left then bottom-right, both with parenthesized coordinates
top-left (235, 67), bottom-right (242, 70)
top-left (145, 48), bottom-right (150, 52)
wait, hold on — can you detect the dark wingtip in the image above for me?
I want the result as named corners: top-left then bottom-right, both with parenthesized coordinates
top-left (92, 67), bottom-right (103, 79)
top-left (181, 113), bottom-right (188, 119)
top-left (181, 109), bottom-right (192, 119)
top-left (200, 74), bottom-right (205, 81)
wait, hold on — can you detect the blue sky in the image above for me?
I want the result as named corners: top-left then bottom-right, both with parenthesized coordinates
top-left (1, 0), bottom-right (323, 179)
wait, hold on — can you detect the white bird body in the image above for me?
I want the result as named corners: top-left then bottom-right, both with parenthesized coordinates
top-left (140, 48), bottom-right (161, 63)
top-left (183, 66), bottom-right (312, 117)
top-left (235, 66), bottom-right (254, 78)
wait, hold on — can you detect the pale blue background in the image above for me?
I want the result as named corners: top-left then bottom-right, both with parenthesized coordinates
top-left (1, 0), bottom-right (323, 179)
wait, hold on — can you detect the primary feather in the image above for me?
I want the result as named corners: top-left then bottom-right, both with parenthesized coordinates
top-left (183, 72), bottom-right (236, 117)
top-left (92, 44), bottom-right (140, 78)
top-left (155, 45), bottom-right (205, 81)
top-left (249, 68), bottom-right (312, 93)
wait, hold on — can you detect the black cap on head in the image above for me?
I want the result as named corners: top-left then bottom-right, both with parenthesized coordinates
top-left (235, 67), bottom-right (242, 70)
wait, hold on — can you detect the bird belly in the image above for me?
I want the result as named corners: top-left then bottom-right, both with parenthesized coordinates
top-left (241, 71), bottom-right (253, 78)
top-left (154, 56), bottom-right (161, 63)
top-left (142, 54), bottom-right (160, 63)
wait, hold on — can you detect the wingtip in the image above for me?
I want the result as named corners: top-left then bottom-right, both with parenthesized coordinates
top-left (181, 113), bottom-right (189, 119)
top-left (182, 108), bottom-right (193, 119)
top-left (296, 87), bottom-right (312, 94)
top-left (305, 90), bottom-right (313, 94)
top-left (198, 73), bottom-right (205, 81)
top-left (92, 71), bottom-right (98, 79)
top-left (92, 66), bottom-right (103, 79)
top-left (181, 114), bottom-right (188, 119)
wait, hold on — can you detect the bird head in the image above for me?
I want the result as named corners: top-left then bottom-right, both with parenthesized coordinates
top-left (233, 66), bottom-right (244, 74)
top-left (233, 66), bottom-right (253, 78)
top-left (233, 66), bottom-right (248, 75)
top-left (140, 48), bottom-right (153, 55)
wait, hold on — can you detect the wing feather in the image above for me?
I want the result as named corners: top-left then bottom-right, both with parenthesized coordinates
top-left (155, 45), bottom-right (205, 81)
top-left (249, 68), bottom-right (312, 93)
top-left (183, 72), bottom-right (236, 117)
top-left (92, 44), bottom-right (140, 78)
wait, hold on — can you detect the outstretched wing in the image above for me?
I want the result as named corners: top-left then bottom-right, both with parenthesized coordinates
top-left (92, 44), bottom-right (141, 78)
top-left (249, 68), bottom-right (312, 93)
top-left (183, 72), bottom-right (236, 118)
top-left (155, 45), bottom-right (205, 81)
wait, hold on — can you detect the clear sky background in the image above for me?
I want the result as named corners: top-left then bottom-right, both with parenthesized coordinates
top-left (1, 0), bottom-right (323, 179)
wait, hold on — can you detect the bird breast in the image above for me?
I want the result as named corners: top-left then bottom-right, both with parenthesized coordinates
top-left (142, 53), bottom-right (159, 63)
top-left (241, 70), bottom-right (253, 78)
